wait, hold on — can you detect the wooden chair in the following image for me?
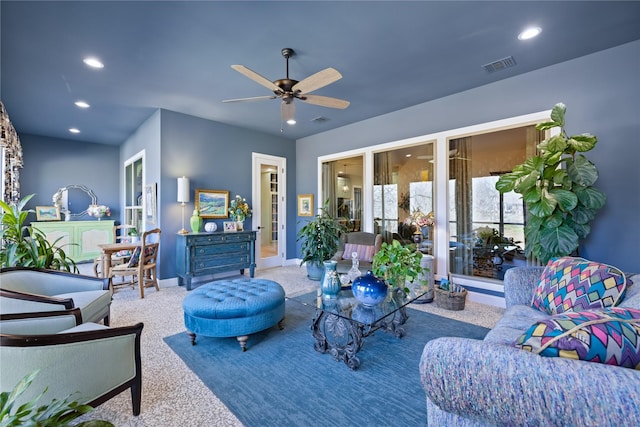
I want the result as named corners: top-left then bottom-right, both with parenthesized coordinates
top-left (108, 228), bottom-right (161, 298)
top-left (93, 225), bottom-right (137, 277)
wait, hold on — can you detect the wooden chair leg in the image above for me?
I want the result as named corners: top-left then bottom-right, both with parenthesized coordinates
top-left (138, 273), bottom-right (145, 299)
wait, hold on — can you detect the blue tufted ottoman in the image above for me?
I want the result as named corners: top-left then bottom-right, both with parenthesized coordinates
top-left (182, 278), bottom-right (285, 351)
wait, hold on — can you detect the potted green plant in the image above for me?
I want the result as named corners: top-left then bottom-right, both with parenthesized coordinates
top-left (372, 239), bottom-right (424, 294)
top-left (496, 103), bottom-right (606, 265)
top-left (297, 200), bottom-right (347, 281)
top-left (0, 194), bottom-right (78, 272)
top-left (0, 370), bottom-right (113, 426)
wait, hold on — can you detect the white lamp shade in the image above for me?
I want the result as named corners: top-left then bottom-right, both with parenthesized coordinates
top-left (177, 176), bottom-right (190, 203)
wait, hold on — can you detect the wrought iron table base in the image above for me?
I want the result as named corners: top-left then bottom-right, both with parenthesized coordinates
top-left (311, 293), bottom-right (409, 370)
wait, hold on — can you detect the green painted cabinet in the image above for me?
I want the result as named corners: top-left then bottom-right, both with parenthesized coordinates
top-left (32, 220), bottom-right (115, 262)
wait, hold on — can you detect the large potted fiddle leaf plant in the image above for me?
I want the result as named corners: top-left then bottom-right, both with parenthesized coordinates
top-left (495, 103), bottom-right (606, 265)
top-left (0, 194), bottom-right (78, 271)
top-left (297, 200), bottom-right (347, 281)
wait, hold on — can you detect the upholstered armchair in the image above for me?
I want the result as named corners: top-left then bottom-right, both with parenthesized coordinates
top-left (0, 309), bottom-right (143, 415)
top-left (0, 267), bottom-right (112, 325)
top-left (331, 232), bottom-right (383, 274)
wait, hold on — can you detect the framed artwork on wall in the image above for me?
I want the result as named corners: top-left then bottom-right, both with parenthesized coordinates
top-left (35, 206), bottom-right (61, 221)
top-left (297, 194), bottom-right (314, 216)
top-left (195, 189), bottom-right (229, 219)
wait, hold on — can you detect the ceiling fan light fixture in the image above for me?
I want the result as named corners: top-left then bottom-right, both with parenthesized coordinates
top-left (282, 98), bottom-right (296, 125)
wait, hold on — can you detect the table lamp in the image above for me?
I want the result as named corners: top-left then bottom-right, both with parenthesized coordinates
top-left (177, 176), bottom-right (190, 234)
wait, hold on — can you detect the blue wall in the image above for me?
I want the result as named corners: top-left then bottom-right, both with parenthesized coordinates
top-left (155, 110), bottom-right (295, 279)
top-left (19, 134), bottom-right (120, 220)
top-left (297, 41), bottom-right (640, 272)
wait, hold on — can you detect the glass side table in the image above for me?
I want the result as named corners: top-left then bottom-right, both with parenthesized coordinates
top-left (291, 286), bottom-right (428, 370)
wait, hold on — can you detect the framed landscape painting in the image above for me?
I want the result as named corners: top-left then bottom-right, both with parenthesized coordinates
top-left (35, 206), bottom-right (61, 221)
top-left (196, 189), bottom-right (229, 219)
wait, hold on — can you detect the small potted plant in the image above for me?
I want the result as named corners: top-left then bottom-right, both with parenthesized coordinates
top-left (372, 239), bottom-right (424, 295)
top-left (128, 226), bottom-right (139, 243)
top-left (297, 200), bottom-right (346, 281)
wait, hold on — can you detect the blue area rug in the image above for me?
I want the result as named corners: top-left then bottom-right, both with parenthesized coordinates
top-left (163, 295), bottom-right (489, 427)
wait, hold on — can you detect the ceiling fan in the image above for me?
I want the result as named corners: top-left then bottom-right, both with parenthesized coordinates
top-left (223, 48), bottom-right (350, 125)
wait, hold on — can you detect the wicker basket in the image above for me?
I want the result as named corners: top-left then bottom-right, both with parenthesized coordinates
top-left (434, 285), bottom-right (467, 311)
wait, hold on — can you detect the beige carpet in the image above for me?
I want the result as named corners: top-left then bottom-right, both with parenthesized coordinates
top-left (78, 265), bottom-right (504, 426)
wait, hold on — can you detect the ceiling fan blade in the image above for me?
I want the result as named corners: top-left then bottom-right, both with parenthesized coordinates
top-left (292, 68), bottom-right (342, 94)
top-left (222, 95), bottom-right (277, 103)
top-left (299, 94), bottom-right (350, 109)
top-left (231, 65), bottom-right (282, 93)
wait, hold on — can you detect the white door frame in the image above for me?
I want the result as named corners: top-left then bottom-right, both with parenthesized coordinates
top-left (252, 152), bottom-right (286, 269)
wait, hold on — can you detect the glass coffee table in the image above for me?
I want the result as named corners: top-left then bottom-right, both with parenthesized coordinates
top-left (289, 286), bottom-right (428, 370)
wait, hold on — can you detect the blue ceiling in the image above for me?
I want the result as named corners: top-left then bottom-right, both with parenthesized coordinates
top-left (2, 1), bottom-right (640, 145)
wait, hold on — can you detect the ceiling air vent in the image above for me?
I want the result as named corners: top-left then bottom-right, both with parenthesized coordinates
top-left (482, 56), bottom-right (516, 73)
top-left (311, 116), bottom-right (329, 123)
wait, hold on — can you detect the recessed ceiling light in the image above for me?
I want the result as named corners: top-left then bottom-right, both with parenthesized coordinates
top-left (405, 154), bottom-right (412, 158)
top-left (286, 119), bottom-right (296, 125)
top-left (83, 57), bottom-right (104, 69)
top-left (74, 101), bottom-right (90, 108)
top-left (69, 128), bottom-right (80, 134)
top-left (518, 27), bottom-right (541, 40)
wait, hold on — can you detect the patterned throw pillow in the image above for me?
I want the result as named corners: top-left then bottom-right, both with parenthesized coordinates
top-left (127, 246), bottom-right (142, 267)
top-left (531, 257), bottom-right (627, 315)
top-left (515, 307), bottom-right (640, 369)
top-left (342, 243), bottom-right (376, 263)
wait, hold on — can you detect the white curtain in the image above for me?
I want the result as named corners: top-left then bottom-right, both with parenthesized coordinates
top-left (322, 161), bottom-right (337, 216)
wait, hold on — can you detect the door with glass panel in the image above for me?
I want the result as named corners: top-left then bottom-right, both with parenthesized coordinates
top-left (252, 153), bottom-right (286, 269)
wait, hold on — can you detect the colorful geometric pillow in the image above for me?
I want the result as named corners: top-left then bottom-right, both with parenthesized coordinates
top-left (127, 246), bottom-right (142, 267)
top-left (342, 243), bottom-right (376, 263)
top-left (531, 257), bottom-right (627, 315)
top-left (514, 307), bottom-right (640, 369)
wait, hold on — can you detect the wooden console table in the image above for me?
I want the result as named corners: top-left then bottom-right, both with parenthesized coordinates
top-left (176, 231), bottom-right (256, 290)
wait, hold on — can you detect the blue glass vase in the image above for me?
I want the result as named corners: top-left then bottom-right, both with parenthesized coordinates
top-left (352, 271), bottom-right (388, 307)
top-left (321, 260), bottom-right (340, 297)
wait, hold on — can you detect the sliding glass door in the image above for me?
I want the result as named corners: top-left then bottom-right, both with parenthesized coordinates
top-left (321, 155), bottom-right (363, 231)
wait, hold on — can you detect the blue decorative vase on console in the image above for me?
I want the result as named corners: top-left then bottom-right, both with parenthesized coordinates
top-left (352, 271), bottom-right (388, 307)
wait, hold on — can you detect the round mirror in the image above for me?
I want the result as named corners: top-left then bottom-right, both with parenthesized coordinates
top-left (52, 185), bottom-right (97, 218)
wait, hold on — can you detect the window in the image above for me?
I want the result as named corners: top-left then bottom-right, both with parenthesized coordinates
top-left (373, 142), bottom-right (435, 245)
top-left (448, 126), bottom-right (540, 280)
top-left (321, 156), bottom-right (363, 231)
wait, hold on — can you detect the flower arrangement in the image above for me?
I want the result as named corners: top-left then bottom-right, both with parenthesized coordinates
top-left (405, 209), bottom-right (434, 228)
top-left (87, 204), bottom-right (110, 218)
top-left (228, 195), bottom-right (251, 221)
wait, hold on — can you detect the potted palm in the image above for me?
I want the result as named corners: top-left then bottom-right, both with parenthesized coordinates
top-left (496, 103), bottom-right (606, 264)
top-left (0, 194), bottom-right (78, 272)
top-left (297, 200), bottom-right (346, 280)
